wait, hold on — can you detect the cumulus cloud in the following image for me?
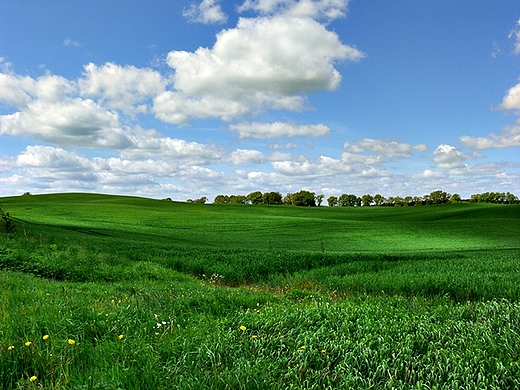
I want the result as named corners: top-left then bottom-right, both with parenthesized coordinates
top-left (229, 149), bottom-right (267, 165)
top-left (272, 155), bottom-right (391, 178)
top-left (237, 0), bottom-right (349, 21)
top-left (229, 122), bottom-right (330, 139)
top-left (460, 119), bottom-right (520, 150)
top-left (0, 98), bottom-right (129, 148)
top-left (79, 62), bottom-right (166, 115)
top-left (343, 138), bottom-right (427, 159)
top-left (156, 14), bottom-right (365, 123)
top-left (432, 144), bottom-right (481, 169)
top-left (183, 0), bottom-right (228, 24)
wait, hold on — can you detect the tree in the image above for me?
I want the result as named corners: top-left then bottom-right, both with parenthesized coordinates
top-left (449, 194), bottom-right (461, 203)
top-left (214, 194), bottom-right (229, 204)
top-left (373, 194), bottom-right (385, 206)
top-left (430, 190), bottom-right (450, 204)
top-left (315, 194), bottom-right (325, 207)
top-left (361, 194), bottom-right (373, 207)
top-left (413, 196), bottom-right (423, 206)
top-left (327, 195), bottom-right (338, 207)
top-left (247, 191), bottom-right (263, 205)
top-left (262, 191), bottom-right (283, 205)
top-left (294, 190), bottom-right (316, 207)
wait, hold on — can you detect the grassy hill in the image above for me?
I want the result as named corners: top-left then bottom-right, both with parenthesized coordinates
top-left (1, 193), bottom-right (520, 389)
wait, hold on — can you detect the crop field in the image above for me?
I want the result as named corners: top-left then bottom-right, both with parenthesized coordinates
top-left (1, 193), bottom-right (519, 389)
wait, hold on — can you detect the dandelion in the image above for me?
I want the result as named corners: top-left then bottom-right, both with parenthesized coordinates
top-left (299, 345), bottom-right (306, 350)
top-left (321, 349), bottom-right (327, 353)
top-left (118, 334), bottom-right (124, 340)
top-left (29, 376), bottom-right (37, 382)
top-left (252, 335), bottom-right (258, 339)
top-left (43, 335), bottom-right (49, 340)
top-left (68, 339), bottom-right (75, 345)
top-left (8, 345), bottom-right (14, 351)
top-left (239, 325), bottom-right (247, 331)
top-left (25, 341), bottom-right (32, 347)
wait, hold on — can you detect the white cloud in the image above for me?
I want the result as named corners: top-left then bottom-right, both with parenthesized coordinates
top-left (80, 62), bottom-right (166, 115)
top-left (0, 98), bottom-right (129, 149)
top-left (343, 138), bottom-right (427, 159)
top-left (237, 0), bottom-right (349, 21)
top-left (119, 128), bottom-right (224, 163)
top-left (157, 14), bottom-right (365, 123)
top-left (497, 80), bottom-right (520, 111)
top-left (508, 18), bottom-right (520, 55)
top-left (460, 120), bottom-right (520, 150)
top-left (272, 155), bottom-right (390, 177)
top-left (183, 0), bottom-right (228, 24)
top-left (432, 144), bottom-right (481, 169)
top-left (229, 149), bottom-right (267, 165)
top-left (64, 38), bottom-right (81, 47)
top-left (229, 122), bottom-right (330, 139)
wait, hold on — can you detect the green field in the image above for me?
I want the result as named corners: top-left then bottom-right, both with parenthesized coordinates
top-left (1, 193), bottom-right (519, 389)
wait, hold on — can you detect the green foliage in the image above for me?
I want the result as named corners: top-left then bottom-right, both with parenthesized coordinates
top-left (0, 206), bottom-right (14, 233)
top-left (1, 193), bottom-right (520, 388)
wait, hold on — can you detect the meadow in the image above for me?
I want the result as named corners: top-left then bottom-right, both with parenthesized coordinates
top-left (1, 193), bottom-right (519, 389)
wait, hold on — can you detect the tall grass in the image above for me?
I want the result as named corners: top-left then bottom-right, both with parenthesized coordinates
top-left (1, 193), bottom-right (519, 388)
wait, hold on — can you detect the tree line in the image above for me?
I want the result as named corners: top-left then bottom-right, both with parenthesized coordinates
top-left (206, 190), bottom-right (519, 207)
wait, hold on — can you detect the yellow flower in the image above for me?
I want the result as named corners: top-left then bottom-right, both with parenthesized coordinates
top-left (30, 376), bottom-right (37, 382)
top-left (43, 335), bottom-right (49, 340)
top-left (118, 334), bottom-right (124, 340)
top-left (299, 345), bottom-right (306, 350)
top-left (239, 325), bottom-right (246, 331)
top-left (321, 349), bottom-right (327, 353)
top-left (25, 341), bottom-right (32, 347)
top-left (252, 335), bottom-right (258, 339)
top-left (8, 345), bottom-right (14, 351)
top-left (67, 339), bottom-right (75, 345)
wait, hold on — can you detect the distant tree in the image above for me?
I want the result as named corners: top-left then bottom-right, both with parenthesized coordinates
top-left (247, 191), bottom-right (263, 205)
top-left (214, 194), bottom-right (229, 204)
top-left (231, 195), bottom-right (247, 204)
top-left (283, 193), bottom-right (295, 205)
top-left (195, 197), bottom-right (207, 204)
top-left (361, 194), bottom-right (373, 207)
top-left (505, 192), bottom-right (519, 204)
top-left (315, 194), bottom-right (325, 207)
top-left (327, 196), bottom-right (338, 207)
top-left (373, 194), bottom-right (385, 206)
top-left (286, 190), bottom-right (316, 206)
top-left (430, 190), bottom-right (450, 204)
top-left (22, 192), bottom-right (32, 196)
top-left (338, 194), bottom-right (349, 207)
top-left (296, 190), bottom-right (316, 207)
top-left (262, 191), bottom-right (283, 205)
top-left (413, 196), bottom-right (423, 206)
top-left (449, 194), bottom-right (462, 203)
top-left (404, 196), bottom-right (413, 206)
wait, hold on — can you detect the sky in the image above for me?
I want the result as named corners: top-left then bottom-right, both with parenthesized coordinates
top-left (1, 0), bottom-right (520, 202)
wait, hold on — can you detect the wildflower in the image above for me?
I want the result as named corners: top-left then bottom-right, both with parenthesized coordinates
top-left (252, 335), bottom-right (258, 339)
top-left (43, 335), bottom-right (49, 340)
top-left (68, 339), bottom-right (75, 345)
top-left (321, 349), bottom-right (327, 353)
top-left (239, 325), bottom-right (247, 331)
top-left (299, 345), bottom-right (306, 350)
top-left (29, 376), bottom-right (37, 382)
top-left (8, 345), bottom-right (14, 351)
top-left (118, 334), bottom-right (124, 340)
top-left (25, 341), bottom-right (32, 347)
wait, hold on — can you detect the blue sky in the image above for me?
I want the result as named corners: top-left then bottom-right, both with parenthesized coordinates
top-left (1, 0), bottom-right (519, 201)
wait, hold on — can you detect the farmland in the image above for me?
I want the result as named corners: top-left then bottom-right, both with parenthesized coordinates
top-left (1, 193), bottom-right (520, 389)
